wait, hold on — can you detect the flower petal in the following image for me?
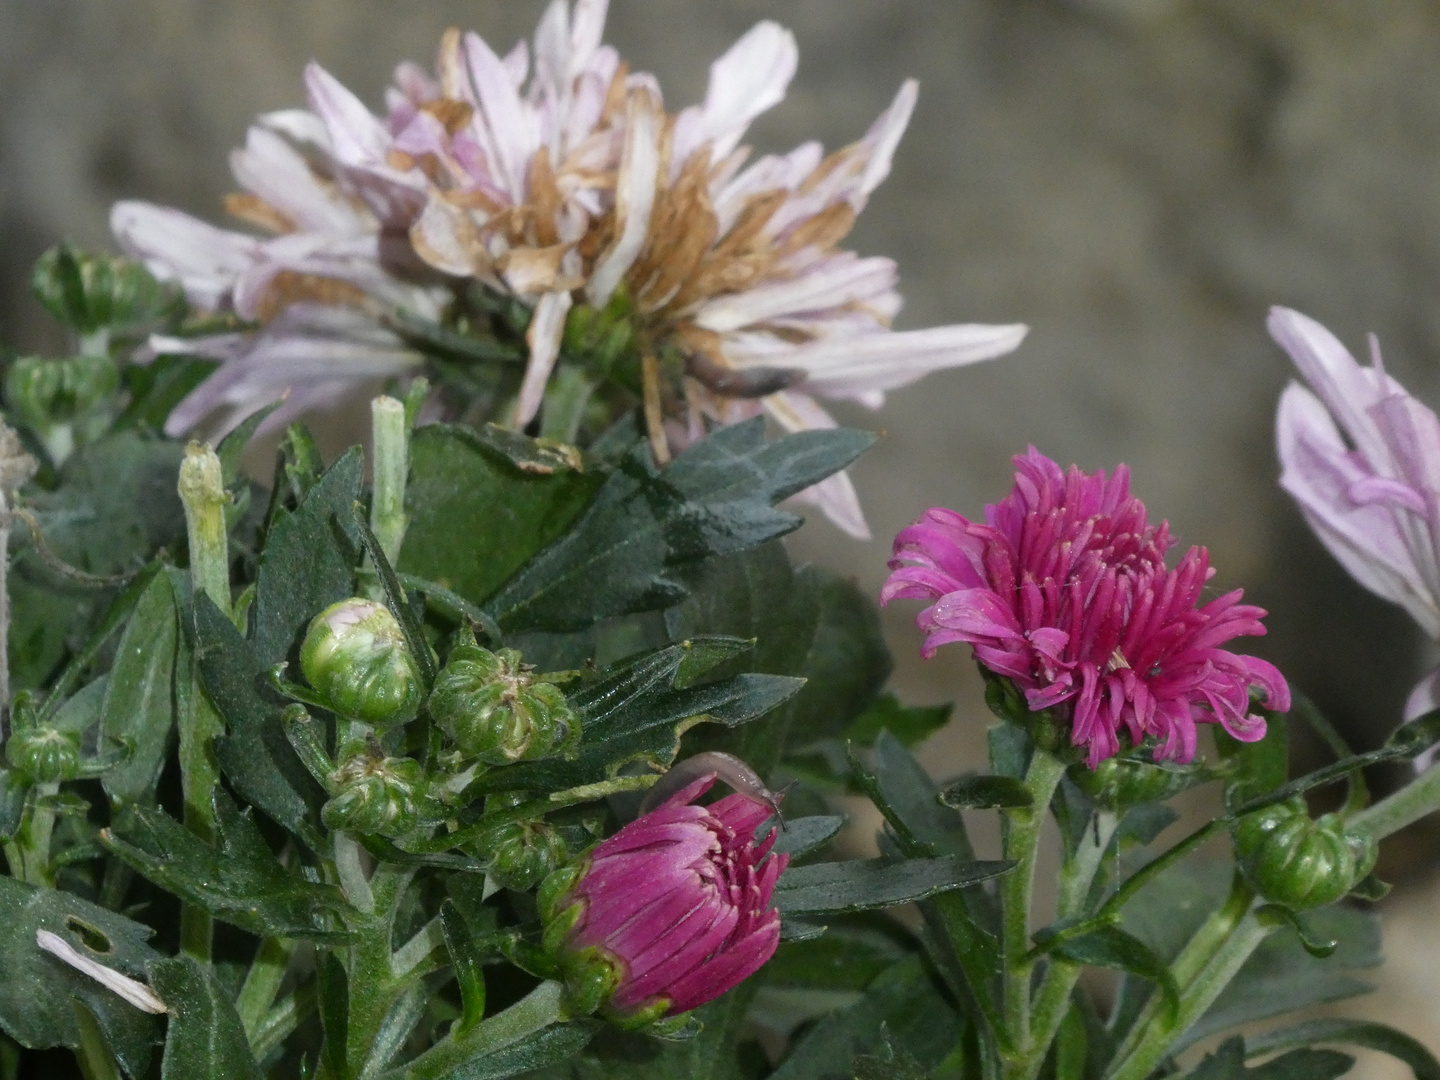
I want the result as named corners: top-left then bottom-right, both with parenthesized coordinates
top-left (512, 290), bottom-right (574, 426)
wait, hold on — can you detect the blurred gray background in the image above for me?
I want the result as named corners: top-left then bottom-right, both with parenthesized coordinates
top-left (3, 2), bottom-right (1440, 1069)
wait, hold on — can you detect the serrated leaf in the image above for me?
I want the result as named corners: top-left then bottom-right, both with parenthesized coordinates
top-left (844, 694), bottom-right (951, 748)
top-left (400, 423), bottom-right (600, 613)
top-left (101, 571), bottom-right (179, 804)
top-left (866, 733), bottom-right (975, 858)
top-left (149, 955), bottom-right (262, 1080)
top-left (251, 445), bottom-right (362, 666)
top-left (774, 857), bottom-right (1013, 918)
top-left (0, 875), bottom-right (161, 1076)
top-left (486, 420), bottom-right (873, 634)
top-left (1188, 1036), bottom-right (1352, 1080)
top-left (1247, 1018), bottom-right (1440, 1080)
top-left (103, 791), bottom-right (350, 940)
top-left (194, 594), bottom-right (326, 846)
top-left (772, 816), bottom-right (845, 860)
top-left (938, 775), bottom-right (1033, 809)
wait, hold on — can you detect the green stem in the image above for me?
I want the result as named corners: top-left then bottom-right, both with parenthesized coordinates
top-left (369, 396), bottom-right (408, 571)
top-left (10, 782), bottom-right (58, 885)
top-left (342, 863), bottom-right (418, 1077)
top-left (1104, 911), bottom-right (1274, 1080)
top-left (72, 1000), bottom-right (121, 1080)
top-left (177, 442), bottom-right (232, 963)
top-left (236, 937), bottom-right (296, 1044)
top-left (1350, 758), bottom-right (1440, 841)
top-left (999, 748), bottom-right (1066, 1071)
top-left (251, 983), bottom-right (317, 1063)
top-left (398, 980), bottom-right (567, 1080)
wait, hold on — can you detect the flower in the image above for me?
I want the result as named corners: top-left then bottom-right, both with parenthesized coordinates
top-left (413, 17), bottom-right (1028, 539)
top-left (1271, 306), bottom-right (1440, 720)
top-left (881, 448), bottom-right (1289, 766)
top-left (539, 770), bottom-right (787, 1024)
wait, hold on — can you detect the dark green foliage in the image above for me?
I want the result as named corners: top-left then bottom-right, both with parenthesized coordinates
top-left (150, 956), bottom-right (263, 1080)
top-left (774, 856), bottom-right (1013, 920)
top-left (1188, 1037), bottom-right (1352, 1080)
top-left (99, 570), bottom-right (179, 804)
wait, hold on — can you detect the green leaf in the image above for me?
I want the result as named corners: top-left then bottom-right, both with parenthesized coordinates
top-left (844, 694), bottom-right (951, 748)
top-left (0, 875), bottom-right (161, 1076)
top-left (772, 816), bottom-right (845, 860)
top-left (938, 775), bottom-right (1034, 809)
top-left (1055, 1003), bottom-right (1088, 1080)
top-left (251, 445), bottom-right (362, 666)
top-left (115, 355), bottom-right (217, 433)
top-left (100, 571), bottom-right (179, 804)
top-left (1247, 1019), bottom-right (1440, 1080)
top-left (0, 770), bottom-right (29, 841)
top-left (762, 920), bottom-right (912, 991)
top-left (317, 951), bottom-right (348, 1080)
top-left (102, 791), bottom-right (350, 940)
top-left (853, 1027), bottom-right (928, 1080)
top-left (988, 723), bottom-right (1031, 779)
top-left (149, 955), bottom-right (262, 1080)
top-left (1216, 710), bottom-right (1288, 807)
top-left (215, 403), bottom-right (279, 490)
top-left (769, 956), bottom-right (962, 1080)
top-left (485, 420), bottom-right (873, 634)
top-left (194, 593), bottom-right (326, 846)
top-left (400, 422), bottom-right (601, 608)
top-left (1036, 923), bottom-right (1179, 1022)
top-left (440, 901), bottom-right (487, 1036)
top-left (1256, 904), bottom-right (1338, 959)
top-left (773, 856), bottom-right (1013, 918)
top-left (1188, 1036), bottom-right (1353, 1080)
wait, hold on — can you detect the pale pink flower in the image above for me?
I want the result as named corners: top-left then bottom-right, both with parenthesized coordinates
top-left (882, 448), bottom-right (1289, 766)
top-left (1271, 306), bottom-right (1440, 721)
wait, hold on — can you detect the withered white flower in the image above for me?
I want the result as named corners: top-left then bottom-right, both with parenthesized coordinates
top-left (36, 930), bottom-right (168, 1014)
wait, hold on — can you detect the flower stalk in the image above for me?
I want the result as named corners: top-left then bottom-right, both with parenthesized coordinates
top-left (369, 396), bottom-right (409, 570)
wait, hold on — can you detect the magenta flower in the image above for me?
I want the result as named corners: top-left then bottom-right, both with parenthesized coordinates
top-left (881, 448), bottom-right (1289, 766)
top-left (539, 772), bottom-right (787, 1024)
top-left (1271, 306), bottom-right (1440, 720)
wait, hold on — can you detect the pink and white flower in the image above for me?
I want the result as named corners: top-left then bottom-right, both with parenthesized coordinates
top-left (882, 448), bottom-right (1289, 766)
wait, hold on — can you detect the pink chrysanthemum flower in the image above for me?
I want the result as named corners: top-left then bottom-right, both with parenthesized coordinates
top-left (881, 448), bottom-right (1290, 767)
top-left (539, 771), bottom-right (786, 1023)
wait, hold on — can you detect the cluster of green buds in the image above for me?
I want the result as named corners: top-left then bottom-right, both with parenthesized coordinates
top-left (471, 793), bottom-right (569, 890)
top-left (429, 642), bottom-right (578, 764)
top-left (6, 726), bottom-right (82, 785)
top-left (31, 244), bottom-right (183, 338)
top-left (1232, 796), bottom-right (1377, 910)
top-left (322, 748), bottom-right (429, 837)
top-left (5, 353), bottom-right (119, 457)
top-left (300, 600), bottom-right (423, 727)
top-left (1069, 755), bottom-right (1207, 811)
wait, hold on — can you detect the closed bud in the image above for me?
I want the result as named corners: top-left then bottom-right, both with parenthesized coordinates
top-left (1233, 797), bottom-right (1377, 910)
top-left (322, 752), bottom-right (426, 836)
top-left (32, 245), bottom-right (182, 334)
top-left (300, 600), bottom-right (422, 727)
top-left (1069, 757), bottom-right (1204, 810)
top-left (429, 645), bottom-right (578, 764)
top-left (7, 727), bottom-right (81, 783)
top-left (475, 820), bottom-right (568, 891)
top-left (6, 354), bottom-right (119, 432)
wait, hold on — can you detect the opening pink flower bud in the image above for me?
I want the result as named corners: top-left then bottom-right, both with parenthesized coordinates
top-left (882, 447), bottom-right (1290, 768)
top-left (539, 772), bottom-right (788, 1025)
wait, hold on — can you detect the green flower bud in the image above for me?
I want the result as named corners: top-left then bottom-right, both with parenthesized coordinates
top-left (474, 820), bottom-right (569, 891)
top-left (322, 752), bottom-right (427, 836)
top-left (300, 600), bottom-right (422, 727)
top-left (1069, 757), bottom-right (1204, 810)
top-left (1233, 797), bottom-right (1377, 910)
top-left (32, 245), bottom-right (183, 334)
top-left (7, 727), bottom-right (81, 783)
top-left (6, 354), bottom-right (119, 431)
top-left (429, 645), bottom-right (579, 764)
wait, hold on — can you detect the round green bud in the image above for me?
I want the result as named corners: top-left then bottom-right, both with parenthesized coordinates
top-left (1070, 757), bottom-right (1202, 810)
top-left (474, 820), bottom-right (569, 891)
top-left (7, 727), bottom-right (82, 783)
top-left (300, 600), bottom-right (422, 727)
top-left (429, 645), bottom-right (579, 764)
top-left (1233, 797), bottom-right (1377, 910)
top-left (6, 354), bottom-right (119, 430)
top-left (31, 246), bottom-right (183, 333)
top-left (322, 753), bottom-right (426, 836)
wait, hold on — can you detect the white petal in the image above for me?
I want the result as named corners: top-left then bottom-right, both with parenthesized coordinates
top-left (111, 201), bottom-right (258, 310)
top-left (568, 0), bottom-right (610, 81)
top-left (513, 290), bottom-right (573, 426)
top-left (859, 79), bottom-right (917, 199)
top-left (256, 109), bottom-right (333, 153)
top-left (464, 30), bottom-right (540, 202)
top-left (671, 21), bottom-right (797, 172)
top-left (36, 931), bottom-right (167, 1015)
top-left (533, 2), bottom-right (570, 96)
top-left (502, 39), bottom-right (531, 89)
top-left (305, 62), bottom-right (392, 169)
top-left (736, 322), bottom-right (1028, 398)
top-left (763, 391), bottom-right (870, 539)
top-left (586, 86), bottom-right (661, 307)
top-left (230, 126), bottom-right (369, 237)
top-left (695, 256), bottom-right (896, 333)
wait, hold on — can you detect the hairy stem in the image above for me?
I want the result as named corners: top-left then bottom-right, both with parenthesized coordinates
top-left (369, 397), bottom-right (408, 571)
top-left (400, 980), bottom-right (567, 1080)
top-left (72, 1000), bottom-right (121, 1080)
top-left (999, 748), bottom-right (1066, 1072)
top-left (1350, 758), bottom-right (1440, 841)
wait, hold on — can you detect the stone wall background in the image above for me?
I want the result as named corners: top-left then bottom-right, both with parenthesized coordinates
top-left (3, 2), bottom-right (1440, 1070)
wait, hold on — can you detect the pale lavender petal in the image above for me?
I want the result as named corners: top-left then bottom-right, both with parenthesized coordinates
top-left (305, 62), bottom-right (392, 169)
top-left (256, 108), bottom-right (333, 153)
top-left (858, 79), bottom-right (918, 199)
top-left (230, 125), bottom-right (370, 237)
top-left (513, 290), bottom-right (573, 426)
top-left (1408, 666), bottom-right (1440, 721)
top-left (502, 39), bottom-right (530, 89)
top-left (464, 30), bottom-right (540, 201)
top-left (568, 0), bottom-right (610, 79)
top-left (695, 255), bottom-right (896, 333)
top-left (586, 86), bottom-right (661, 307)
top-left (763, 391), bottom-right (870, 539)
top-left (111, 201), bottom-right (258, 310)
